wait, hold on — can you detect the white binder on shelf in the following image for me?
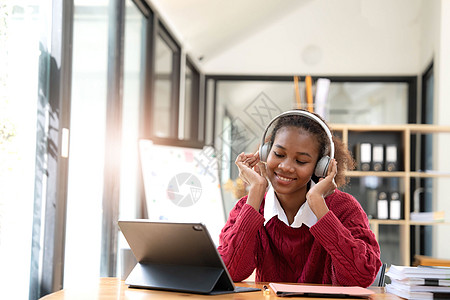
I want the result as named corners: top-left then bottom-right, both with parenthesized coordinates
top-left (389, 192), bottom-right (401, 220)
top-left (385, 144), bottom-right (398, 171)
top-left (372, 144), bottom-right (384, 171)
top-left (377, 191), bottom-right (388, 220)
top-left (356, 142), bottom-right (372, 171)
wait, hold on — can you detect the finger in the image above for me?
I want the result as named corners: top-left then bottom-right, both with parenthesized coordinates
top-left (247, 157), bottom-right (259, 168)
top-left (235, 152), bottom-right (246, 164)
top-left (244, 152), bottom-right (260, 167)
top-left (252, 151), bottom-right (261, 166)
top-left (244, 154), bottom-right (257, 163)
top-left (332, 159), bottom-right (337, 173)
top-left (236, 159), bottom-right (252, 170)
top-left (241, 152), bottom-right (256, 162)
top-left (258, 162), bottom-right (268, 178)
top-left (236, 155), bottom-right (249, 170)
top-left (327, 159), bottom-right (337, 177)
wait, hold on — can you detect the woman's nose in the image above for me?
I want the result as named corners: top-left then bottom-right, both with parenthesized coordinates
top-left (278, 160), bottom-right (295, 172)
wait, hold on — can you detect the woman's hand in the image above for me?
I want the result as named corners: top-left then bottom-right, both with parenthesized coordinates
top-left (235, 151), bottom-right (268, 210)
top-left (306, 159), bottom-right (337, 219)
top-left (235, 152), bottom-right (268, 188)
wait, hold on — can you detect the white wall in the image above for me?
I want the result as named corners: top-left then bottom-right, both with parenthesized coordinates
top-left (435, 0), bottom-right (450, 127)
top-left (433, 0), bottom-right (450, 259)
top-left (419, 0), bottom-right (439, 70)
top-left (203, 0), bottom-right (422, 75)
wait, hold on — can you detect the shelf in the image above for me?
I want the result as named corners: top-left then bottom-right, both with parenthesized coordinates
top-left (369, 219), bottom-right (405, 225)
top-left (346, 171), bottom-right (405, 177)
top-left (410, 171), bottom-right (450, 178)
top-left (369, 220), bottom-right (450, 226)
top-left (333, 123), bottom-right (450, 266)
top-left (409, 221), bottom-right (450, 226)
top-left (346, 171), bottom-right (450, 178)
top-left (407, 124), bottom-right (450, 133)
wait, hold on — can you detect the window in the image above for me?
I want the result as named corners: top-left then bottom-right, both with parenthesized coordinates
top-left (183, 58), bottom-right (200, 141)
top-left (0, 2), bottom-right (50, 298)
top-left (64, 0), bottom-right (110, 288)
top-left (117, 0), bottom-right (148, 276)
top-left (119, 0), bottom-right (147, 224)
top-left (1, 0), bottom-right (202, 295)
top-left (152, 24), bottom-right (180, 139)
top-left (411, 62), bottom-right (434, 258)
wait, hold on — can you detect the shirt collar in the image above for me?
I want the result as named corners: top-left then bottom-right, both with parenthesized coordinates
top-left (264, 184), bottom-right (318, 228)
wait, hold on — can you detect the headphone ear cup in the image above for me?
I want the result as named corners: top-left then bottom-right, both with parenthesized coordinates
top-left (259, 143), bottom-right (270, 162)
top-left (315, 156), bottom-right (331, 178)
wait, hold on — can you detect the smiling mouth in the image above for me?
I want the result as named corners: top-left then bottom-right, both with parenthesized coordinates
top-left (275, 172), bottom-right (296, 182)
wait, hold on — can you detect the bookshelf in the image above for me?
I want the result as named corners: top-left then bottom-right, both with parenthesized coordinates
top-left (331, 124), bottom-right (450, 266)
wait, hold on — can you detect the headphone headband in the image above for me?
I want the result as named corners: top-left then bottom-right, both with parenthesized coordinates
top-left (260, 110), bottom-right (335, 159)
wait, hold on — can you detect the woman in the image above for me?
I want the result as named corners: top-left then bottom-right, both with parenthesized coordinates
top-left (218, 110), bottom-right (381, 287)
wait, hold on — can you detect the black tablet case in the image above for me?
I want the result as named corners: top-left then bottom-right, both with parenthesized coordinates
top-left (118, 220), bottom-right (259, 295)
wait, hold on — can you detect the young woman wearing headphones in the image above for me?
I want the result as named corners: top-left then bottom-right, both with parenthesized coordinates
top-left (217, 109), bottom-right (381, 287)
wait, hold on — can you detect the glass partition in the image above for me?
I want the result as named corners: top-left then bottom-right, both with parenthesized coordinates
top-left (64, 0), bottom-right (109, 288)
top-left (0, 1), bottom-right (50, 298)
top-left (328, 82), bottom-right (408, 124)
top-left (212, 78), bottom-right (411, 213)
top-left (117, 0), bottom-right (147, 279)
top-left (153, 34), bottom-right (173, 138)
top-left (183, 60), bottom-right (200, 141)
top-left (153, 27), bottom-right (180, 139)
top-left (119, 0), bottom-right (146, 226)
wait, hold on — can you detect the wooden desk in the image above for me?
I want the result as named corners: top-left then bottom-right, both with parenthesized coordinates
top-left (40, 277), bottom-right (400, 299)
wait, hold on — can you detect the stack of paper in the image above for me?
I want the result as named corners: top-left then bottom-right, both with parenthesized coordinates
top-left (386, 265), bottom-right (450, 300)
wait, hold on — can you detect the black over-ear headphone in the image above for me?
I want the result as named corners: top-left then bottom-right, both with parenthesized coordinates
top-left (259, 110), bottom-right (335, 178)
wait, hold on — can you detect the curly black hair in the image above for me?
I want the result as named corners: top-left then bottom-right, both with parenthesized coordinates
top-left (267, 109), bottom-right (355, 187)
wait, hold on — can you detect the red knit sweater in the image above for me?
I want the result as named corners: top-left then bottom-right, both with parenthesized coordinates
top-left (217, 189), bottom-right (381, 287)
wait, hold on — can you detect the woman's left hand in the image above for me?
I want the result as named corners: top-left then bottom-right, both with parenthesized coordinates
top-left (306, 159), bottom-right (337, 219)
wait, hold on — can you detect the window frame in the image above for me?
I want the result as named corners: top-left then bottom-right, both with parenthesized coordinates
top-left (29, 0), bottom-right (74, 297)
top-left (205, 74), bottom-right (418, 145)
top-left (146, 19), bottom-right (204, 148)
top-left (149, 21), bottom-right (181, 140)
top-left (184, 56), bottom-right (201, 141)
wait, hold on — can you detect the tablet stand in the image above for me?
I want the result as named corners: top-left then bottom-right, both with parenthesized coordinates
top-left (126, 263), bottom-right (235, 294)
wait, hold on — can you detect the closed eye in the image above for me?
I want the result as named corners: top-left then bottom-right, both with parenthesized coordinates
top-left (273, 151), bottom-right (284, 158)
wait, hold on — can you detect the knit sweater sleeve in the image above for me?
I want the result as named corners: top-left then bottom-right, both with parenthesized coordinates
top-left (309, 190), bottom-right (381, 288)
top-left (217, 197), bottom-right (265, 282)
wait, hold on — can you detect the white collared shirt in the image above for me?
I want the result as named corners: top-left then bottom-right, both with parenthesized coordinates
top-left (263, 184), bottom-right (318, 228)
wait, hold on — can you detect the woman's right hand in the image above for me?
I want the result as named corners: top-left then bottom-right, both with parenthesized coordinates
top-left (235, 151), bottom-right (268, 190)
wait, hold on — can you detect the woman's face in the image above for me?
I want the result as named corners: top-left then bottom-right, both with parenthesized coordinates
top-left (266, 126), bottom-right (320, 201)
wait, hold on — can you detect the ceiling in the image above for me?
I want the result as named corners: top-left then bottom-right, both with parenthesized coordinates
top-left (147, 0), bottom-right (423, 74)
top-left (148, 0), bottom-right (310, 65)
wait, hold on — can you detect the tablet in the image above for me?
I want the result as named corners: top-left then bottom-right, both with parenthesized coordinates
top-left (118, 220), bottom-right (260, 295)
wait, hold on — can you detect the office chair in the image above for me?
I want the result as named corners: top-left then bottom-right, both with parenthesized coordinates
top-left (372, 263), bottom-right (387, 287)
